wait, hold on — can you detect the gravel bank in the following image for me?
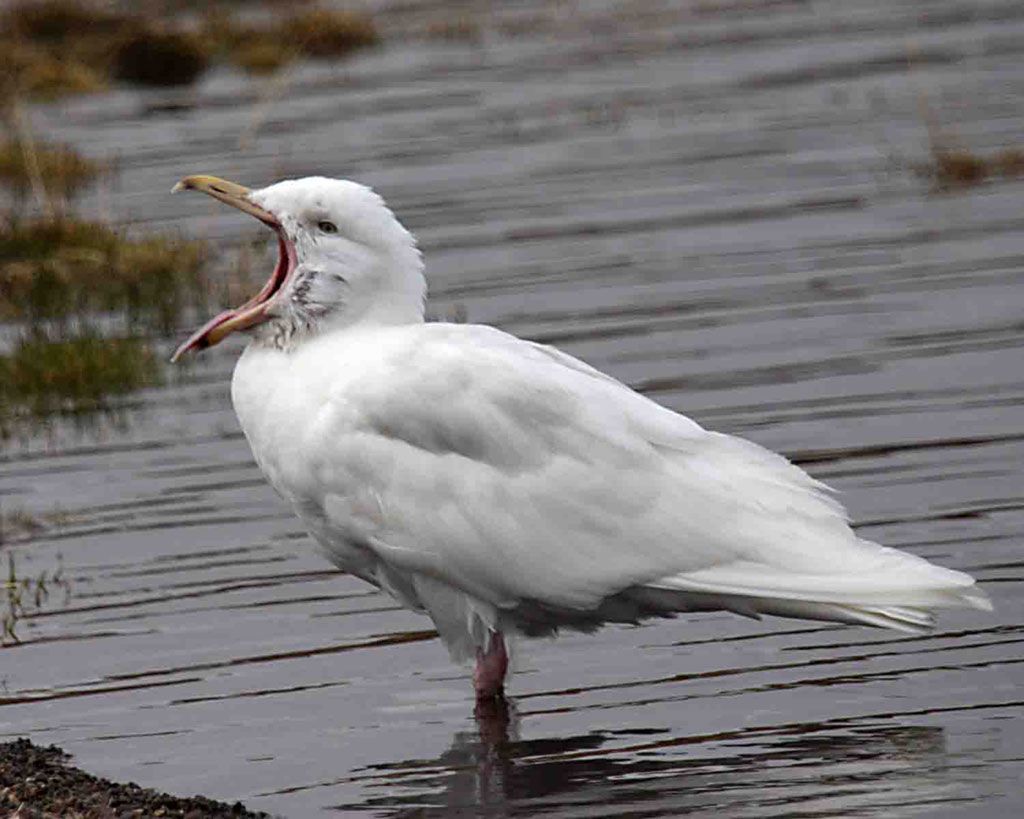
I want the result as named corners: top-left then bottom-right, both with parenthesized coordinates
top-left (0, 739), bottom-right (270, 818)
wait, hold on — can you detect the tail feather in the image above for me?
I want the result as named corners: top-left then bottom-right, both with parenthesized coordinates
top-left (641, 547), bottom-right (992, 634)
top-left (747, 599), bottom-right (937, 634)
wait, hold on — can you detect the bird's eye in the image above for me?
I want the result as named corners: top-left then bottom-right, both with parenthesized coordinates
top-left (317, 220), bottom-right (338, 234)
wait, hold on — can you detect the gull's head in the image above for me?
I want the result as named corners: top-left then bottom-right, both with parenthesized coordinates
top-left (171, 175), bottom-right (425, 361)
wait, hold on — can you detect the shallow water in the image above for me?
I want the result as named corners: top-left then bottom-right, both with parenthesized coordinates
top-left (2, 0), bottom-right (1023, 816)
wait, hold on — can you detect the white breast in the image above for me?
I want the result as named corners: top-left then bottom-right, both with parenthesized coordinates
top-left (229, 329), bottom-right (409, 579)
top-left (232, 343), bottom-right (313, 500)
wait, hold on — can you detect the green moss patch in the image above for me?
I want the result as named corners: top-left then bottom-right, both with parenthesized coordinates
top-left (0, 219), bottom-right (207, 332)
top-left (0, 332), bottom-right (159, 426)
top-left (0, 217), bottom-right (207, 435)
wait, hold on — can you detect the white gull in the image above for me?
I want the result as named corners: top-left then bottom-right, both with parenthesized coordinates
top-left (172, 175), bottom-right (991, 700)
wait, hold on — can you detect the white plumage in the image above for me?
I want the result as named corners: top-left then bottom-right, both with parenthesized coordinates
top-left (173, 175), bottom-right (991, 699)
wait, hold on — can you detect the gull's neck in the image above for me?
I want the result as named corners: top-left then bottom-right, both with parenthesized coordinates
top-left (350, 235), bottom-right (427, 329)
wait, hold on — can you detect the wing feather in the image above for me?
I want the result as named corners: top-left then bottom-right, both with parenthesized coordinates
top-left (307, 324), bottom-right (919, 615)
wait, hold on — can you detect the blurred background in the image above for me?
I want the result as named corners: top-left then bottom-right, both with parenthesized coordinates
top-left (1, 0), bottom-right (1023, 816)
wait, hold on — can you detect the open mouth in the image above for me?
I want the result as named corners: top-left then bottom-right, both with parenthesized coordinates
top-left (170, 175), bottom-right (295, 361)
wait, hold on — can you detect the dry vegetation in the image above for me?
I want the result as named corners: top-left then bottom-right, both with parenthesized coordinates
top-left (0, 139), bottom-right (103, 203)
top-left (0, 2), bottom-right (384, 641)
top-left (0, 115), bottom-right (208, 437)
top-left (1, 0), bottom-right (381, 97)
top-left (2, 548), bottom-right (70, 644)
top-left (0, 108), bottom-right (210, 636)
top-left (208, 6), bottom-right (381, 76)
top-left (927, 146), bottom-right (1024, 191)
top-left (1, 506), bottom-right (72, 644)
top-left (4, 42), bottom-right (107, 100)
top-left (0, 210), bottom-right (207, 435)
top-left (914, 77), bottom-right (1024, 192)
top-left (1, 340), bottom-right (163, 441)
top-left (0, 220), bottom-right (206, 330)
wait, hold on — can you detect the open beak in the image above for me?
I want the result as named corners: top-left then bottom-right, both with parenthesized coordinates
top-left (170, 175), bottom-right (294, 362)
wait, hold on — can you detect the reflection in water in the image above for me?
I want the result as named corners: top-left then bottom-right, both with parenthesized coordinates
top-left (342, 699), bottom-right (960, 818)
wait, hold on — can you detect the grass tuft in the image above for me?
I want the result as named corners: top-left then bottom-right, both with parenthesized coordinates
top-left (1, 0), bottom-right (128, 97)
top-left (2, 41), bottom-right (107, 99)
top-left (2, 1), bottom-right (383, 97)
top-left (281, 8), bottom-right (380, 58)
top-left (928, 146), bottom-right (1024, 191)
top-left (213, 6), bottom-right (380, 75)
top-left (4, 0), bottom-right (126, 44)
top-left (932, 149), bottom-right (988, 189)
top-left (0, 138), bottom-right (103, 202)
top-left (0, 218), bottom-right (207, 331)
top-left (231, 39), bottom-right (296, 76)
top-left (0, 216), bottom-right (205, 435)
top-left (994, 148), bottom-right (1024, 178)
top-left (0, 332), bottom-right (160, 421)
top-left (1, 547), bottom-right (71, 645)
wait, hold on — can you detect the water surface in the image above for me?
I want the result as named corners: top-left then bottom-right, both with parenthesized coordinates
top-left (2, 1), bottom-right (1023, 816)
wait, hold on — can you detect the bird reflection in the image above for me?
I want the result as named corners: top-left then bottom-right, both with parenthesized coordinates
top-left (466, 697), bottom-right (517, 807)
top-left (344, 698), bottom-right (967, 818)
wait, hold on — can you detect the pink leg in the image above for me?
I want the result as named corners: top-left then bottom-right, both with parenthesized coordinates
top-left (473, 631), bottom-right (508, 700)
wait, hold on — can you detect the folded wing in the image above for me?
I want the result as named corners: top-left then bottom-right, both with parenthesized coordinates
top-left (307, 324), bottom-right (989, 652)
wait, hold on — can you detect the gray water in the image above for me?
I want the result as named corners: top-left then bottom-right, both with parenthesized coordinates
top-left (2, 0), bottom-right (1023, 816)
